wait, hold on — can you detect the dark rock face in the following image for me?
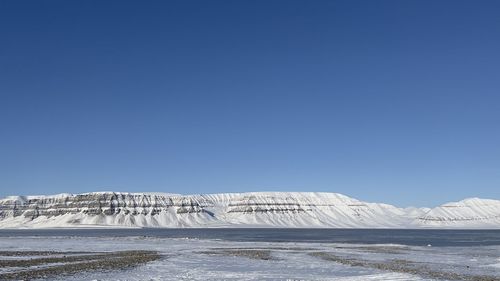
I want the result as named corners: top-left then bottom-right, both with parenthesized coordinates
top-left (0, 193), bottom-right (208, 220)
top-left (227, 195), bottom-right (307, 213)
top-left (0, 193), bottom-right (317, 221)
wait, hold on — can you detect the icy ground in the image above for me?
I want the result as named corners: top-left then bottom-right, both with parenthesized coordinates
top-left (0, 236), bottom-right (499, 281)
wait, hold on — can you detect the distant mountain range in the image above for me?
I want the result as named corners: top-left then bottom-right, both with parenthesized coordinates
top-left (1, 192), bottom-right (499, 228)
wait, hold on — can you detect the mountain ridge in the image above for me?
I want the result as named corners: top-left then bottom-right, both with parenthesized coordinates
top-left (0, 192), bottom-right (499, 229)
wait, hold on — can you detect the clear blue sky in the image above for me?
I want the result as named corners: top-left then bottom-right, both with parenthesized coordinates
top-left (1, 1), bottom-right (499, 207)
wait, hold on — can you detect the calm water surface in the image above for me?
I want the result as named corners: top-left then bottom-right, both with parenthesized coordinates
top-left (1, 228), bottom-right (500, 247)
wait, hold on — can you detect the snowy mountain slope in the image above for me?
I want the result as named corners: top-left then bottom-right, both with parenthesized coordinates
top-left (201, 192), bottom-right (409, 228)
top-left (0, 192), bottom-right (498, 228)
top-left (413, 198), bottom-right (500, 228)
top-left (0, 192), bottom-right (214, 228)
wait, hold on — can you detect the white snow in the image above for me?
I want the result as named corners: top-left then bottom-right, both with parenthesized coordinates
top-left (1, 192), bottom-right (499, 228)
top-left (413, 197), bottom-right (500, 228)
top-left (0, 235), bottom-right (480, 281)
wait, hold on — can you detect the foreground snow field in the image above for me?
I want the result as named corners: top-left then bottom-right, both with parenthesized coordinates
top-left (1, 192), bottom-right (500, 229)
top-left (0, 235), bottom-right (499, 281)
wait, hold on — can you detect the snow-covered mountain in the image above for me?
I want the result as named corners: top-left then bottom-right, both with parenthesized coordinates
top-left (412, 198), bottom-right (500, 228)
top-left (0, 192), bottom-right (498, 228)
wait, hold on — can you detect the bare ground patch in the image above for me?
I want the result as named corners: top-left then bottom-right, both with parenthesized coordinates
top-left (199, 249), bottom-right (275, 260)
top-left (309, 252), bottom-right (499, 281)
top-left (0, 250), bottom-right (161, 280)
top-left (0, 251), bottom-right (91, 257)
top-left (333, 245), bottom-right (410, 254)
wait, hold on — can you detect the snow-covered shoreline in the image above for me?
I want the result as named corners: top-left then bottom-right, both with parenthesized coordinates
top-left (1, 235), bottom-right (499, 281)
